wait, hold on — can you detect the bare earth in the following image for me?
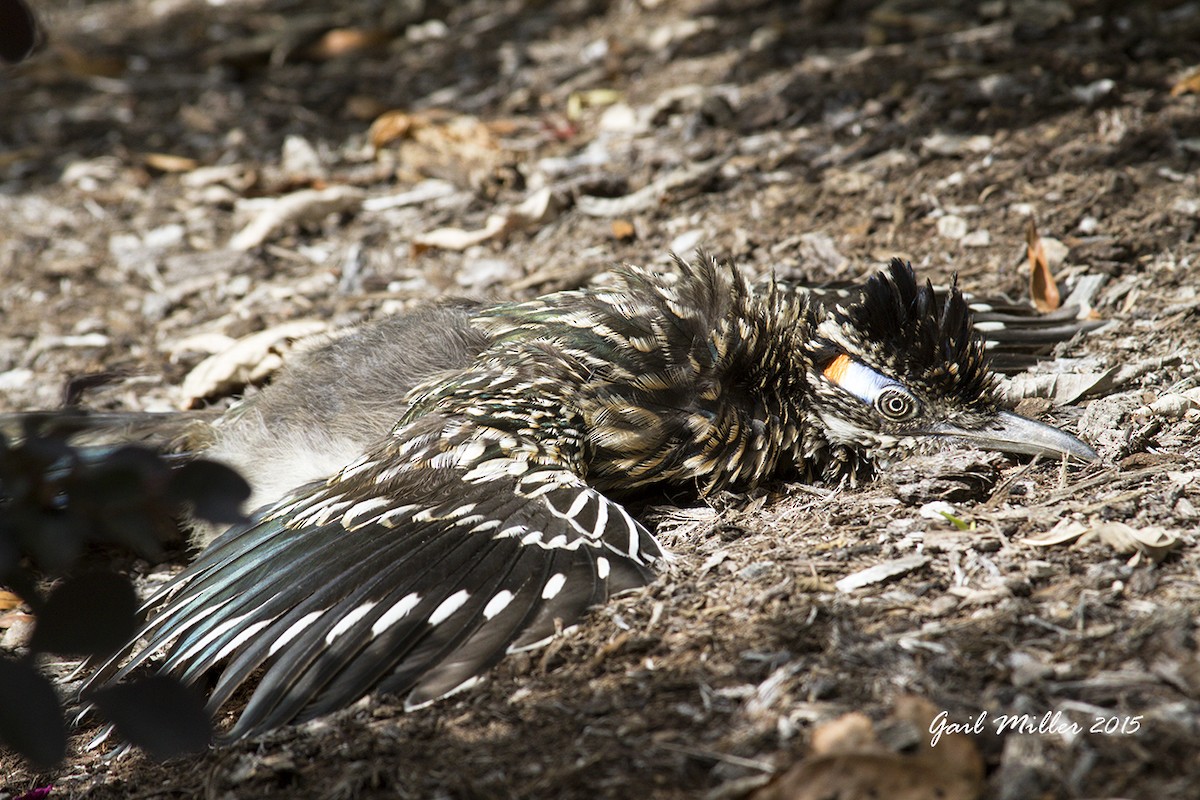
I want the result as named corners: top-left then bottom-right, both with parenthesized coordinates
top-left (2, 1), bottom-right (1200, 798)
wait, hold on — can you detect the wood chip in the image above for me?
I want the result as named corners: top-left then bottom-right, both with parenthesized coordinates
top-left (361, 179), bottom-right (458, 212)
top-left (230, 186), bottom-right (365, 251)
top-left (576, 157), bottom-right (724, 217)
top-left (142, 153), bottom-right (200, 173)
top-left (835, 555), bottom-right (931, 593)
top-left (411, 187), bottom-right (559, 253)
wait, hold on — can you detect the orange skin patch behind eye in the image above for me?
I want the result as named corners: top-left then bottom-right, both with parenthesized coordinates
top-left (822, 353), bottom-right (852, 385)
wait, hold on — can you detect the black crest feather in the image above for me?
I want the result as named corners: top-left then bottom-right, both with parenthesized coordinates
top-left (849, 259), bottom-right (997, 406)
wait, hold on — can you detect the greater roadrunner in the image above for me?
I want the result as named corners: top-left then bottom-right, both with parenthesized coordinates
top-left (81, 253), bottom-right (1097, 741)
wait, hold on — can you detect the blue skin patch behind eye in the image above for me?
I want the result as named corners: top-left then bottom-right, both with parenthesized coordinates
top-left (822, 354), bottom-right (904, 405)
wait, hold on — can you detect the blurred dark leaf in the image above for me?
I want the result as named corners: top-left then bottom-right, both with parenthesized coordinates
top-left (29, 571), bottom-right (138, 656)
top-left (90, 675), bottom-right (213, 760)
top-left (0, 570), bottom-right (37, 611)
top-left (171, 459), bottom-right (251, 524)
top-left (74, 445), bottom-right (170, 508)
top-left (10, 510), bottom-right (87, 575)
top-left (0, 526), bottom-right (18, 578)
top-left (0, 0), bottom-right (39, 65)
top-left (0, 656), bottom-right (66, 769)
top-left (0, 428), bottom-right (237, 765)
top-left (96, 508), bottom-right (169, 559)
top-left (9, 432), bottom-right (74, 482)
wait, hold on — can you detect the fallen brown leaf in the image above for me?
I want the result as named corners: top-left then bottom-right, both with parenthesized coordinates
top-left (368, 109), bottom-right (516, 188)
top-left (1023, 520), bottom-right (1181, 563)
top-left (835, 555), bottom-right (930, 592)
top-left (1170, 66), bottom-right (1200, 97)
top-left (810, 711), bottom-right (874, 753)
top-left (0, 590), bottom-right (22, 611)
top-left (1026, 218), bottom-right (1061, 312)
top-left (753, 696), bottom-right (984, 800)
top-left (1091, 522), bottom-right (1180, 563)
top-left (369, 109), bottom-right (419, 149)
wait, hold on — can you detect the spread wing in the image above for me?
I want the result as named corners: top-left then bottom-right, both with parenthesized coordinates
top-left (84, 349), bottom-right (666, 741)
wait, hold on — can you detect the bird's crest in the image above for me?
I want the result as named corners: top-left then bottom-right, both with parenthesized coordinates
top-left (838, 259), bottom-right (997, 407)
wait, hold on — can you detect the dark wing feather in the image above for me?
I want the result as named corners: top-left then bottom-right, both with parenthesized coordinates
top-left (83, 349), bottom-right (665, 741)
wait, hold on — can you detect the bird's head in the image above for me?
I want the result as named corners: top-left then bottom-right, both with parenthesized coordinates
top-left (803, 259), bottom-right (1096, 475)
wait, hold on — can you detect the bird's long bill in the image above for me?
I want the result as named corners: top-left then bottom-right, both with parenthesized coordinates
top-left (933, 410), bottom-right (1098, 462)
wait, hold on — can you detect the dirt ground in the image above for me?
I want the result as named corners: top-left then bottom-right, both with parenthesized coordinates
top-left (2, 0), bottom-right (1200, 797)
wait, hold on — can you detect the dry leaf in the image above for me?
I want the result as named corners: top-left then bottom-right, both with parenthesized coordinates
top-left (368, 109), bottom-right (515, 187)
top-left (1021, 518), bottom-right (1089, 547)
top-left (1170, 66), bottom-right (1200, 97)
top-left (1002, 368), bottom-right (1119, 406)
top-left (1024, 520), bottom-right (1180, 562)
top-left (576, 157), bottom-right (723, 217)
top-left (411, 216), bottom-right (508, 254)
top-left (1090, 522), bottom-right (1180, 563)
top-left (179, 320), bottom-right (329, 408)
top-left (369, 110), bottom-right (418, 149)
top-left (362, 179), bottom-right (457, 212)
top-left (368, 109), bottom-right (500, 154)
top-left (1025, 218), bottom-right (1061, 312)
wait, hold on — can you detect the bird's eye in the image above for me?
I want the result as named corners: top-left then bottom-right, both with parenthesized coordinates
top-left (876, 388), bottom-right (917, 420)
top-left (822, 353), bottom-right (921, 420)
